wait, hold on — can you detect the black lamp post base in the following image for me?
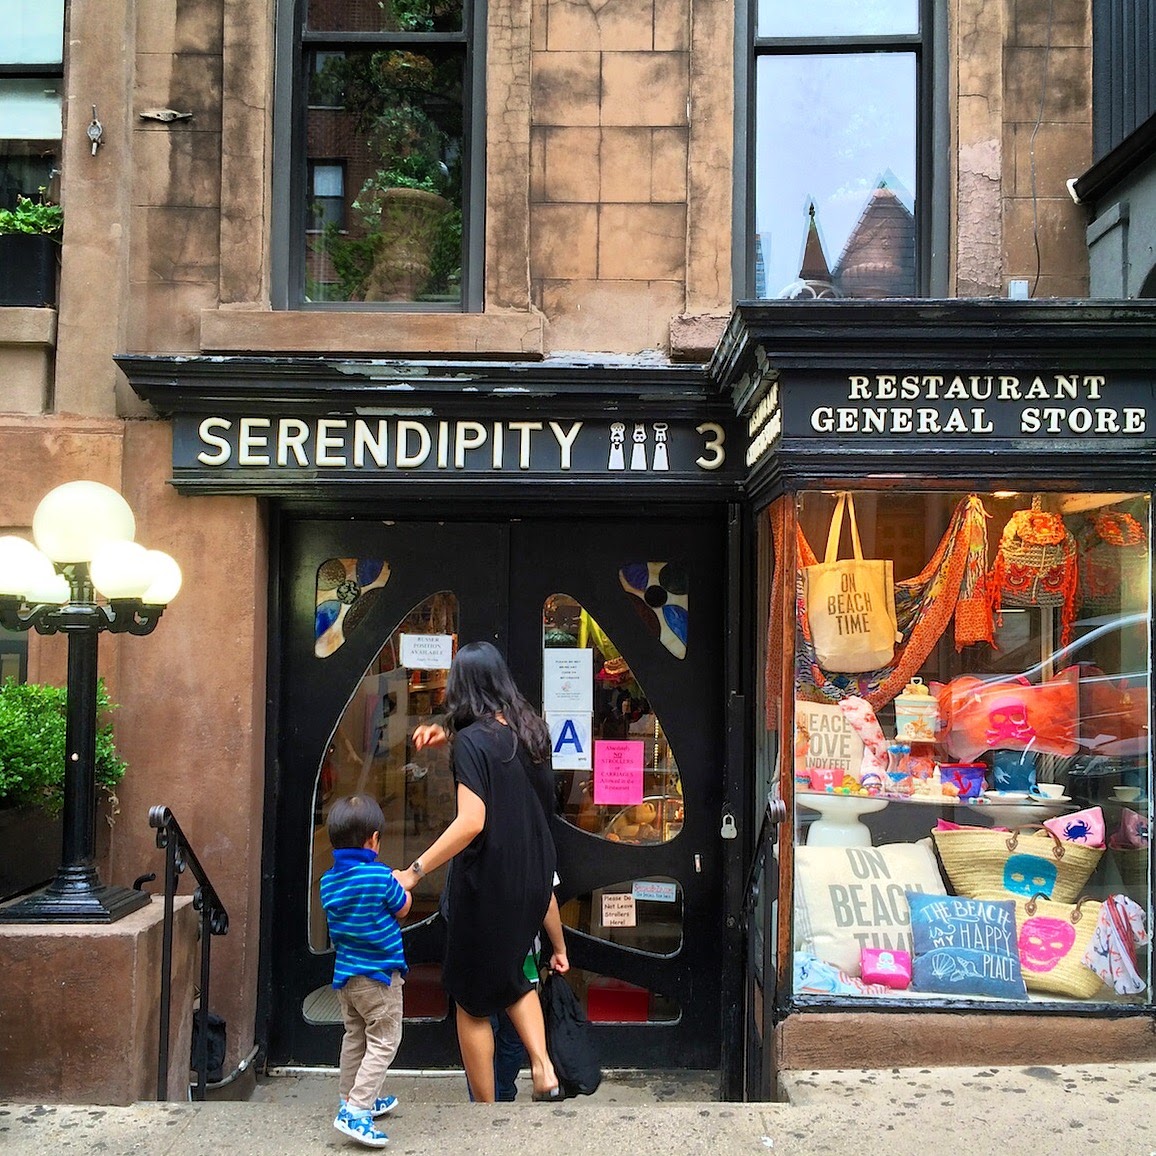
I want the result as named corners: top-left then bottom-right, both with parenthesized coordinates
top-left (0, 882), bottom-right (151, 924)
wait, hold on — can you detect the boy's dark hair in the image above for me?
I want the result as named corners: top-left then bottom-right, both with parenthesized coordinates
top-left (327, 794), bottom-right (384, 849)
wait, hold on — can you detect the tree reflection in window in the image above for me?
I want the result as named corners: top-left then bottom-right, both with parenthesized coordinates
top-left (543, 593), bottom-right (683, 843)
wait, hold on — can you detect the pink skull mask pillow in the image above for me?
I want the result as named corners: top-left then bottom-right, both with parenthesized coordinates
top-left (1018, 915), bottom-right (1076, 973)
top-left (933, 668), bottom-right (1080, 762)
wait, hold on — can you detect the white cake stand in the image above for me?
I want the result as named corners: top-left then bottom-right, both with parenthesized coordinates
top-left (797, 791), bottom-right (890, 847)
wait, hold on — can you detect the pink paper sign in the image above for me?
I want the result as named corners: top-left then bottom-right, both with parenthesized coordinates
top-left (593, 740), bottom-right (645, 806)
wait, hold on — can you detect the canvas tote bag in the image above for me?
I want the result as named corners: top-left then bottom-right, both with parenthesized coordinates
top-left (803, 493), bottom-right (902, 673)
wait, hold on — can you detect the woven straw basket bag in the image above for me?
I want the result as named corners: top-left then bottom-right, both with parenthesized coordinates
top-left (932, 825), bottom-right (1103, 905)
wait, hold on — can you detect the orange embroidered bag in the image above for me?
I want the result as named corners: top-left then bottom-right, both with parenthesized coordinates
top-left (1076, 510), bottom-right (1148, 614)
top-left (988, 496), bottom-right (1078, 646)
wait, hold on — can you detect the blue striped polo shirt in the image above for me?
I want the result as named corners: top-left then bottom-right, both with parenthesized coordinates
top-left (320, 847), bottom-right (408, 988)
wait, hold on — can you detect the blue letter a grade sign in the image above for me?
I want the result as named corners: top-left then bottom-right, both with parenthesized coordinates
top-left (546, 711), bottom-right (592, 771)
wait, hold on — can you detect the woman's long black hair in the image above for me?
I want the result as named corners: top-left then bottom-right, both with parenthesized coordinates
top-left (443, 641), bottom-right (551, 764)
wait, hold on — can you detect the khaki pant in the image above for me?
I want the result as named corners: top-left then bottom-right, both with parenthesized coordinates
top-left (337, 973), bottom-right (404, 1113)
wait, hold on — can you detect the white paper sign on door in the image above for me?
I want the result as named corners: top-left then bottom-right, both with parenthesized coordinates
top-left (546, 711), bottom-right (592, 771)
top-left (542, 648), bottom-right (593, 712)
top-left (601, 892), bottom-right (636, 927)
top-left (399, 633), bottom-right (454, 670)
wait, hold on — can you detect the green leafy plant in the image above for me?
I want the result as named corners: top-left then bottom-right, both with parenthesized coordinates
top-left (0, 192), bottom-right (63, 239)
top-left (0, 678), bottom-right (125, 814)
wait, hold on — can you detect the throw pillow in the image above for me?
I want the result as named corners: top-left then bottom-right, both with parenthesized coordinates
top-left (793, 841), bottom-right (947, 976)
top-left (907, 891), bottom-right (1027, 999)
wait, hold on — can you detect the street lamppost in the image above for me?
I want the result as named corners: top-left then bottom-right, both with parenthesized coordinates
top-left (0, 481), bottom-right (181, 923)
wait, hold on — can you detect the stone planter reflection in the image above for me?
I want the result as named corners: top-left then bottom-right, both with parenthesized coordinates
top-left (362, 188), bottom-right (451, 302)
top-left (0, 806), bottom-right (63, 901)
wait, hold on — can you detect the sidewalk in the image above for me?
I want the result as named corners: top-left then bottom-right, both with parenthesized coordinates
top-left (2, 1064), bottom-right (1155, 1155)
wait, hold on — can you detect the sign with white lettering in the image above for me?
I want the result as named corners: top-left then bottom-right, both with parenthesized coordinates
top-left (172, 415), bottom-right (735, 481)
top-left (776, 370), bottom-right (1156, 443)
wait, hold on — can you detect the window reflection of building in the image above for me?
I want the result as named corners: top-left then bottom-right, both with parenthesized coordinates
top-left (0, 3), bottom-right (63, 210)
top-left (289, 0), bottom-right (469, 307)
top-left (751, 1), bottom-right (929, 299)
top-left (778, 185), bottom-right (915, 300)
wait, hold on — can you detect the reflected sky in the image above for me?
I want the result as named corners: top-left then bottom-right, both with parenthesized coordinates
top-left (757, 0), bottom-right (918, 38)
top-left (4, 3), bottom-right (63, 65)
top-left (754, 52), bottom-right (915, 298)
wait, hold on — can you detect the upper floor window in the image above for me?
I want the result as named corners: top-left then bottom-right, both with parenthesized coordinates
top-left (0, 3), bottom-right (63, 210)
top-left (285, 0), bottom-right (476, 309)
top-left (749, 1), bottom-right (934, 300)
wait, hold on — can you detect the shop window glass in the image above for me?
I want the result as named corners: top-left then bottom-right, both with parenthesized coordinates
top-left (288, 0), bottom-right (471, 308)
top-left (543, 593), bottom-right (684, 844)
top-left (787, 490), bottom-right (1152, 1007)
top-left (306, 590), bottom-right (458, 974)
top-left (562, 966), bottom-right (680, 1024)
top-left (750, 3), bottom-right (928, 300)
top-left (559, 876), bottom-right (683, 956)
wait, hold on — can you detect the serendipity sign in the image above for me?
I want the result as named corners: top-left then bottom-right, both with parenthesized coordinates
top-left (172, 414), bottom-right (731, 479)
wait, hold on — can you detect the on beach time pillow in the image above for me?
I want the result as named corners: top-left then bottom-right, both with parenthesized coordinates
top-left (793, 842), bottom-right (947, 976)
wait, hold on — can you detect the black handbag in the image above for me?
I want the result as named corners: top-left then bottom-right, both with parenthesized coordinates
top-left (539, 972), bottom-right (602, 1098)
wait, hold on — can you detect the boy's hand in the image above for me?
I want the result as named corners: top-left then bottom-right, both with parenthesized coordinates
top-left (393, 866), bottom-right (421, 892)
top-left (412, 723), bottom-right (448, 751)
top-left (549, 949), bottom-right (569, 974)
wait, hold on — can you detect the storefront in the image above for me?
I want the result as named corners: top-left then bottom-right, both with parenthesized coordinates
top-left (119, 354), bottom-right (751, 1092)
top-left (713, 300), bottom-right (1156, 1085)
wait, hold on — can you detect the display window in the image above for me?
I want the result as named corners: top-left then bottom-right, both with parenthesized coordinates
top-left (304, 585), bottom-right (458, 1025)
top-left (779, 489), bottom-right (1152, 1006)
top-left (543, 592), bottom-right (684, 845)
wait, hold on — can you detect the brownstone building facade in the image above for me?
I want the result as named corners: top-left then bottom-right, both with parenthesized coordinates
top-left (5, 0), bottom-right (1155, 1105)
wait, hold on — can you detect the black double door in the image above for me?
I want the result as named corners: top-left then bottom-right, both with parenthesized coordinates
top-left (266, 514), bottom-right (727, 1072)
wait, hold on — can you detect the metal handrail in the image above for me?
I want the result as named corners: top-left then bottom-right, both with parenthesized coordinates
top-left (143, 805), bottom-right (230, 1102)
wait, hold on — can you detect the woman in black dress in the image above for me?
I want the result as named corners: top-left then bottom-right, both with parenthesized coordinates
top-left (394, 641), bottom-right (569, 1102)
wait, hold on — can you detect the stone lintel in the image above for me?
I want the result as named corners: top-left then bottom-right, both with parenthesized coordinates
top-left (200, 309), bottom-right (547, 358)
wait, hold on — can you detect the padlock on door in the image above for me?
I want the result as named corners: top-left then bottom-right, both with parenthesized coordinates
top-left (720, 811), bottom-right (738, 839)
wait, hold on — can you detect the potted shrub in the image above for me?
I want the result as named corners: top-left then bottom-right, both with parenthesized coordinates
top-left (352, 101), bottom-right (456, 301)
top-left (0, 191), bottom-right (63, 307)
top-left (0, 677), bottom-right (125, 900)
top-left (313, 49), bottom-right (462, 302)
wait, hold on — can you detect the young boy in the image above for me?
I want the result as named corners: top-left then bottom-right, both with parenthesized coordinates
top-left (321, 795), bottom-right (411, 1149)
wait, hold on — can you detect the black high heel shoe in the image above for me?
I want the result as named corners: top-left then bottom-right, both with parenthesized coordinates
top-left (531, 1085), bottom-right (563, 1102)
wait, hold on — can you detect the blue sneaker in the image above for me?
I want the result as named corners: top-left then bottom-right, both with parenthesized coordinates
top-left (340, 1095), bottom-right (398, 1119)
top-left (333, 1105), bottom-right (389, 1148)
